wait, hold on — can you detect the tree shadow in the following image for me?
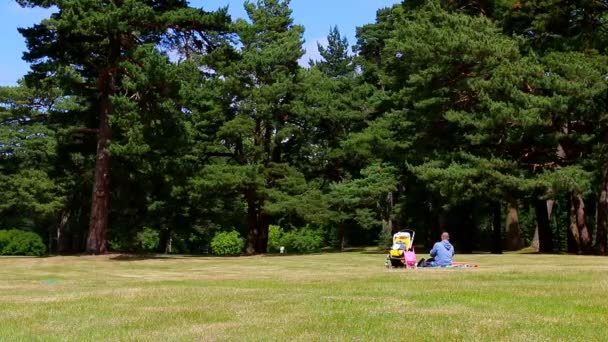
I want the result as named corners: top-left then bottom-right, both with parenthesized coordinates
top-left (108, 254), bottom-right (185, 261)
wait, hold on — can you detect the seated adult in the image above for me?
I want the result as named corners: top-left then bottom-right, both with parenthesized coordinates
top-left (418, 232), bottom-right (454, 267)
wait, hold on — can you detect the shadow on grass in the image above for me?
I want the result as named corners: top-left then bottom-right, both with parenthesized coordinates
top-left (108, 253), bottom-right (252, 261)
top-left (109, 254), bottom-right (179, 261)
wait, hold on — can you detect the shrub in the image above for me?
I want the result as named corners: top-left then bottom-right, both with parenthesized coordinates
top-left (267, 225), bottom-right (284, 253)
top-left (0, 230), bottom-right (13, 251)
top-left (281, 226), bottom-right (324, 254)
top-left (135, 227), bottom-right (160, 252)
top-left (210, 231), bottom-right (244, 256)
top-left (0, 230), bottom-right (46, 256)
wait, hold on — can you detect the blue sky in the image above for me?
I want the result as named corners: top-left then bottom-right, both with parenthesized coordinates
top-left (0, 0), bottom-right (399, 86)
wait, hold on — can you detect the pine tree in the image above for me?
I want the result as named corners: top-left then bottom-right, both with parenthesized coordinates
top-left (311, 26), bottom-right (353, 78)
top-left (184, 0), bottom-right (305, 254)
top-left (0, 82), bottom-right (64, 240)
top-left (18, 0), bottom-right (229, 254)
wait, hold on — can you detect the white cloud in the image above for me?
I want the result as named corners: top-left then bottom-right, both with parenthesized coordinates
top-left (299, 36), bottom-right (327, 68)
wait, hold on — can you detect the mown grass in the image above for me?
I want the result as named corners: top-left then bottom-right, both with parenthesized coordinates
top-left (1, 252), bottom-right (607, 341)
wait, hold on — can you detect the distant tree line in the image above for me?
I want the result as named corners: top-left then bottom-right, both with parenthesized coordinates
top-left (1, 0), bottom-right (607, 255)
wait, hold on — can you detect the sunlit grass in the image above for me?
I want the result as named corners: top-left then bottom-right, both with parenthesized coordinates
top-left (1, 252), bottom-right (607, 341)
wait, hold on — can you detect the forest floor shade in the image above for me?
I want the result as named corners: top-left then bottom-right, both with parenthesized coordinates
top-left (1, 252), bottom-right (607, 341)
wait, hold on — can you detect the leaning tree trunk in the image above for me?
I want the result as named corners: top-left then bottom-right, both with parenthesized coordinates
top-left (491, 202), bottom-right (503, 254)
top-left (86, 92), bottom-right (112, 255)
top-left (535, 199), bottom-right (554, 253)
top-left (596, 168), bottom-right (608, 255)
top-left (504, 201), bottom-right (524, 250)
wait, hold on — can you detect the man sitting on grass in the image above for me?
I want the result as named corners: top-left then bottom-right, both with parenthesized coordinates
top-left (418, 232), bottom-right (454, 267)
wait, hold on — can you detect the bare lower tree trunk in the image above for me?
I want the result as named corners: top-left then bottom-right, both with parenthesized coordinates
top-left (531, 227), bottom-right (539, 252)
top-left (460, 203), bottom-right (476, 254)
top-left (569, 191), bottom-right (591, 254)
top-left (255, 213), bottom-right (269, 254)
top-left (429, 209), bottom-right (447, 249)
top-left (86, 93), bottom-right (111, 255)
top-left (53, 210), bottom-right (70, 254)
top-left (245, 188), bottom-right (269, 254)
top-left (337, 222), bottom-right (346, 250)
top-left (535, 199), bottom-right (554, 253)
top-left (532, 200), bottom-right (554, 251)
top-left (245, 189), bottom-right (259, 255)
top-left (568, 194), bottom-right (581, 253)
top-left (596, 168), bottom-right (608, 255)
top-left (574, 193), bottom-right (591, 253)
top-left (491, 202), bottom-right (502, 254)
top-left (504, 201), bottom-right (523, 250)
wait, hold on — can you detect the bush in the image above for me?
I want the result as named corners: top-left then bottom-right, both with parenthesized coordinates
top-left (0, 230), bottom-right (46, 256)
top-left (281, 226), bottom-right (324, 254)
top-left (210, 231), bottom-right (244, 256)
top-left (135, 227), bottom-right (160, 252)
top-left (267, 225), bottom-right (284, 253)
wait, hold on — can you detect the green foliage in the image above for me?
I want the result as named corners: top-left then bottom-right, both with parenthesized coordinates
top-left (280, 226), bottom-right (324, 254)
top-left (267, 225), bottom-right (284, 253)
top-left (9, 0), bottom-right (608, 255)
top-left (135, 227), bottom-right (160, 252)
top-left (210, 231), bottom-right (244, 256)
top-left (378, 223), bottom-right (393, 248)
top-left (311, 26), bottom-right (353, 78)
top-left (0, 230), bottom-right (46, 256)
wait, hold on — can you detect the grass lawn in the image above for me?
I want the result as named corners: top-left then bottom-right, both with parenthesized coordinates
top-left (1, 251), bottom-right (607, 341)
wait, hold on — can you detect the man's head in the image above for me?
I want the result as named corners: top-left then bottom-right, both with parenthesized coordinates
top-left (441, 232), bottom-right (450, 241)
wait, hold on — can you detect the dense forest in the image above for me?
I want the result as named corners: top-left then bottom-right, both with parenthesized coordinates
top-left (1, 0), bottom-right (607, 256)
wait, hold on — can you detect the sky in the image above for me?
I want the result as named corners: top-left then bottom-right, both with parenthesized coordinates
top-left (0, 0), bottom-right (399, 86)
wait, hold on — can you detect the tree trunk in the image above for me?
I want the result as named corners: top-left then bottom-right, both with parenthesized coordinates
top-left (86, 92), bottom-right (112, 255)
top-left (504, 201), bottom-right (523, 250)
top-left (491, 202), bottom-right (502, 254)
top-left (535, 199), bottom-right (554, 253)
top-left (337, 222), bottom-right (346, 251)
top-left (596, 167), bottom-right (608, 255)
top-left (531, 227), bottom-right (539, 252)
top-left (569, 191), bottom-right (591, 254)
top-left (255, 212), bottom-right (269, 254)
top-left (574, 192), bottom-right (591, 253)
top-left (245, 189), bottom-right (259, 255)
top-left (532, 200), bottom-right (553, 251)
top-left (459, 204), bottom-right (475, 254)
top-left (245, 188), bottom-right (269, 254)
top-left (429, 208), bottom-right (446, 249)
top-left (568, 194), bottom-right (581, 253)
top-left (52, 210), bottom-right (70, 254)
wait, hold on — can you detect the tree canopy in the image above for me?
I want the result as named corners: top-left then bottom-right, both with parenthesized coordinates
top-left (2, 0), bottom-right (608, 256)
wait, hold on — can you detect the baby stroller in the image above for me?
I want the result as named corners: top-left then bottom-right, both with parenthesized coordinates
top-left (385, 230), bottom-right (416, 268)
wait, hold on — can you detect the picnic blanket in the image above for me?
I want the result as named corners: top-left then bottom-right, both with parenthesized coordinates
top-left (449, 262), bottom-right (478, 268)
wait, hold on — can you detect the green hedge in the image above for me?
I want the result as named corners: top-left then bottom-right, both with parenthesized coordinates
top-left (135, 227), bottom-right (160, 252)
top-left (268, 225), bottom-right (324, 254)
top-left (0, 230), bottom-right (46, 256)
top-left (210, 231), bottom-right (244, 256)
